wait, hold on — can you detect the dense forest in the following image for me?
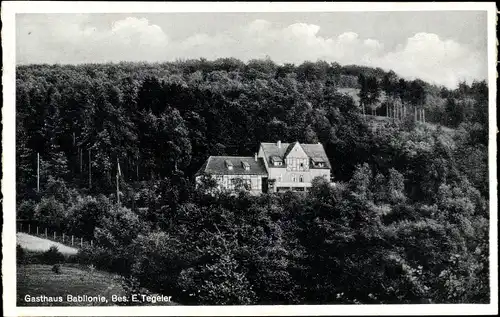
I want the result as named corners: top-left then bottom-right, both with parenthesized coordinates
top-left (16, 58), bottom-right (490, 304)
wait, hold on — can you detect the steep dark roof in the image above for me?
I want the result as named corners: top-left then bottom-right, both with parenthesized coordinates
top-left (260, 142), bottom-right (331, 169)
top-left (283, 141), bottom-right (300, 158)
top-left (196, 156), bottom-right (268, 176)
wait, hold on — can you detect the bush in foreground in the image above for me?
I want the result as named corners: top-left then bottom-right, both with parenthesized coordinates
top-left (41, 246), bottom-right (65, 265)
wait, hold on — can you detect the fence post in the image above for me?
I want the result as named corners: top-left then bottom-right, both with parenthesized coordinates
top-left (45, 228), bottom-right (47, 237)
top-left (72, 235), bottom-right (74, 246)
top-left (37, 226), bottom-right (39, 235)
top-left (91, 240), bottom-right (93, 247)
top-left (62, 233), bottom-right (65, 243)
top-left (54, 232), bottom-right (56, 240)
top-left (80, 238), bottom-right (83, 247)
top-left (28, 224), bottom-right (31, 234)
top-left (20, 223), bottom-right (22, 232)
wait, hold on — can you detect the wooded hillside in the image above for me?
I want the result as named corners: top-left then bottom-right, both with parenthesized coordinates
top-left (16, 58), bottom-right (490, 304)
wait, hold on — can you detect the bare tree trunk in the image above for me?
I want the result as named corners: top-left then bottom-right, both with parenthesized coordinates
top-left (128, 156), bottom-right (131, 181)
top-left (37, 152), bottom-right (40, 192)
top-left (423, 108), bottom-right (426, 123)
top-left (89, 149), bottom-right (92, 189)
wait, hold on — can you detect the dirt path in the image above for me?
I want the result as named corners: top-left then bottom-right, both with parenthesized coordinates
top-left (17, 232), bottom-right (79, 255)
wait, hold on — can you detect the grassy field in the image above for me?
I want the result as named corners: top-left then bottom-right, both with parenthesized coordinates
top-left (17, 232), bottom-right (79, 255)
top-left (17, 264), bottom-right (126, 306)
top-left (337, 87), bottom-right (388, 108)
top-left (17, 264), bottom-right (179, 306)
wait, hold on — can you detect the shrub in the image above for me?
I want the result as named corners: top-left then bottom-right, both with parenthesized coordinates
top-left (42, 246), bottom-right (65, 264)
top-left (178, 253), bottom-right (256, 305)
top-left (35, 197), bottom-right (67, 232)
top-left (67, 195), bottom-right (110, 239)
top-left (18, 200), bottom-right (36, 221)
top-left (76, 245), bottom-right (122, 273)
top-left (52, 264), bottom-right (62, 274)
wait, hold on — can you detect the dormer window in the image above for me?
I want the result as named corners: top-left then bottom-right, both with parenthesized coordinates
top-left (270, 156), bottom-right (283, 167)
top-left (311, 157), bottom-right (325, 168)
top-left (225, 160), bottom-right (233, 170)
top-left (242, 161), bottom-right (250, 171)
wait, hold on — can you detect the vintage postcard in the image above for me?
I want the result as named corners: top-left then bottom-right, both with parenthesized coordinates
top-left (2, 1), bottom-right (498, 316)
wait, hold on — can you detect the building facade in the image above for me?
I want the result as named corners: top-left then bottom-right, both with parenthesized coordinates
top-left (195, 156), bottom-right (268, 194)
top-left (196, 141), bottom-right (331, 194)
top-left (257, 141), bottom-right (331, 192)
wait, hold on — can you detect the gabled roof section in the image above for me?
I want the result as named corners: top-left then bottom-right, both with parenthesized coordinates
top-left (284, 141), bottom-right (300, 158)
top-left (196, 156), bottom-right (268, 176)
top-left (270, 156), bottom-right (283, 163)
top-left (260, 142), bottom-right (291, 163)
top-left (311, 157), bottom-right (326, 163)
top-left (260, 142), bottom-right (331, 169)
top-left (301, 143), bottom-right (332, 169)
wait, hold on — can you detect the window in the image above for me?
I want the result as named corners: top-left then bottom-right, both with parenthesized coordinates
top-left (242, 161), bottom-right (250, 171)
top-left (299, 162), bottom-right (304, 169)
top-left (271, 156), bottom-right (283, 166)
top-left (299, 175), bottom-right (303, 183)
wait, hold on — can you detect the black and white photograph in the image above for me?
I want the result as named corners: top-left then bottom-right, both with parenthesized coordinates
top-left (2, 2), bottom-right (498, 316)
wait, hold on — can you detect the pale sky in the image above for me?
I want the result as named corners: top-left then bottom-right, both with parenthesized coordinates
top-left (16, 12), bottom-right (488, 88)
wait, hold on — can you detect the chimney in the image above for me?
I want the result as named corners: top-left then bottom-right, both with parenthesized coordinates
top-left (277, 140), bottom-right (281, 148)
top-left (254, 153), bottom-right (258, 162)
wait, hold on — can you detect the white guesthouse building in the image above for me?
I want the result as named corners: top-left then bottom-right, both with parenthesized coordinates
top-left (196, 141), bottom-right (332, 194)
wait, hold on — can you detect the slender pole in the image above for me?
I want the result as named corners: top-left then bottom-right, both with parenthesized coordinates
top-left (116, 174), bottom-right (120, 207)
top-left (28, 224), bottom-right (31, 234)
top-left (36, 226), bottom-right (39, 235)
top-left (136, 155), bottom-right (139, 180)
top-left (72, 235), bottom-right (74, 246)
top-left (45, 228), bottom-right (47, 237)
top-left (89, 148), bottom-right (92, 189)
top-left (62, 233), bottom-right (65, 243)
top-left (37, 152), bottom-right (40, 192)
top-left (80, 238), bottom-right (83, 247)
